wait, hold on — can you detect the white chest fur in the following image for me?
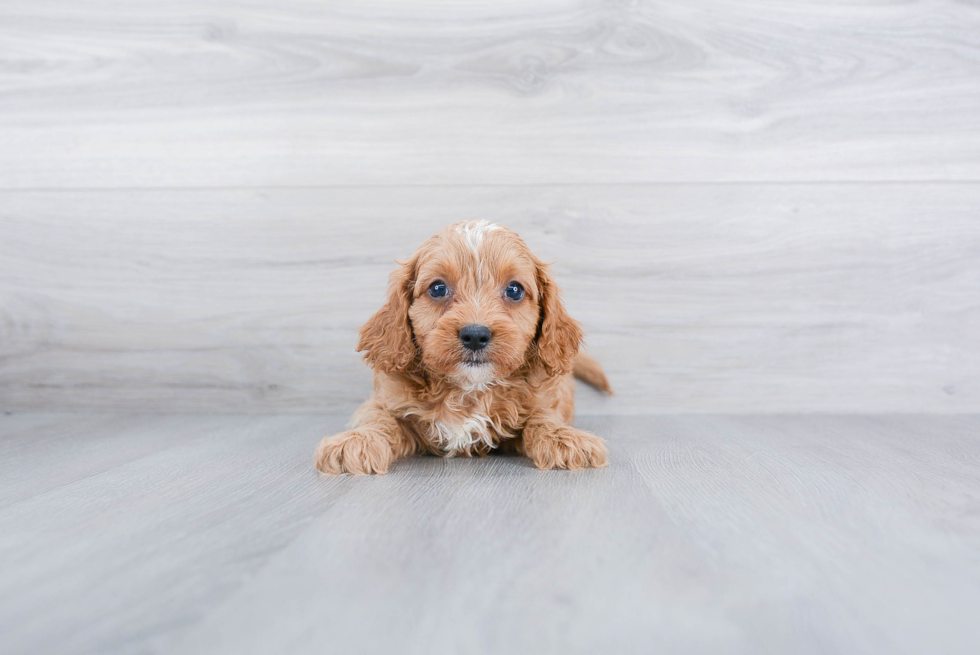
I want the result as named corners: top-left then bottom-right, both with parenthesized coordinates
top-left (428, 414), bottom-right (496, 456)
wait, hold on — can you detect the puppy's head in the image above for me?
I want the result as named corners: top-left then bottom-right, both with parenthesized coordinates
top-left (357, 221), bottom-right (582, 388)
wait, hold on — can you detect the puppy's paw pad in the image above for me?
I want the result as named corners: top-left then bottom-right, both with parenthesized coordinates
top-left (316, 430), bottom-right (393, 475)
top-left (528, 427), bottom-right (609, 471)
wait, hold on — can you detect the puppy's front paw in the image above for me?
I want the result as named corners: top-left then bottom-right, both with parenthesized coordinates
top-left (316, 429), bottom-right (394, 475)
top-left (526, 426), bottom-right (609, 471)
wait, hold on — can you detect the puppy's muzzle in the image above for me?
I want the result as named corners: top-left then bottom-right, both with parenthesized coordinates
top-left (459, 324), bottom-right (492, 351)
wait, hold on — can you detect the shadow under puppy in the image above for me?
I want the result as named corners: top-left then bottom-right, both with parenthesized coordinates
top-left (316, 220), bottom-right (612, 475)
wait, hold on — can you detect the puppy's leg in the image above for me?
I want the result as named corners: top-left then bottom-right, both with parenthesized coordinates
top-left (316, 400), bottom-right (415, 475)
top-left (521, 411), bottom-right (609, 471)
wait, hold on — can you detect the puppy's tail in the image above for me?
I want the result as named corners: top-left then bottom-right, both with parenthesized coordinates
top-left (573, 351), bottom-right (613, 395)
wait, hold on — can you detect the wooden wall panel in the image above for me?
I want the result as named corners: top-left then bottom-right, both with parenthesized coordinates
top-left (2, 184), bottom-right (977, 413)
top-left (1, 1), bottom-right (979, 188)
top-left (2, 1), bottom-right (978, 412)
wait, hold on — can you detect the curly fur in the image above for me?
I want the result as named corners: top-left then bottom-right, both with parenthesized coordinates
top-left (316, 221), bottom-right (610, 475)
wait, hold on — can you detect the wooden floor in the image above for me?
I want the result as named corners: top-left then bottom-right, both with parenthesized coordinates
top-left (2, 412), bottom-right (978, 654)
top-left (3, 2), bottom-right (979, 652)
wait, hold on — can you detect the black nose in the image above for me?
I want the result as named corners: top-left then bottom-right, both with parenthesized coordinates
top-left (459, 324), bottom-right (492, 351)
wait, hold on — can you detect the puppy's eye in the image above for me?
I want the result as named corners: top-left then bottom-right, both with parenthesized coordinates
top-left (428, 281), bottom-right (448, 299)
top-left (505, 282), bottom-right (525, 301)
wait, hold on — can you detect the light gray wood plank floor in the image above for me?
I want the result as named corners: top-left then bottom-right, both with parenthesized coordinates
top-left (2, 413), bottom-right (978, 654)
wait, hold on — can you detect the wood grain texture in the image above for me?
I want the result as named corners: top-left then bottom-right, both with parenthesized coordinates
top-left (2, 1), bottom-right (980, 188)
top-left (2, 184), bottom-right (978, 413)
top-left (1, 413), bottom-right (978, 654)
top-left (0, 413), bottom-right (350, 655)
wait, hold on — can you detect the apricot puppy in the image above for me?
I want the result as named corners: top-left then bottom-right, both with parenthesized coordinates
top-left (316, 221), bottom-right (611, 475)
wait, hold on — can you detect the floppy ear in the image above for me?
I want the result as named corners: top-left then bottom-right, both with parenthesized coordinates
top-left (533, 259), bottom-right (583, 377)
top-left (357, 256), bottom-right (419, 375)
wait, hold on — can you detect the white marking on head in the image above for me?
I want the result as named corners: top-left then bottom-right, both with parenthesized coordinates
top-left (456, 220), bottom-right (501, 255)
top-left (455, 220), bottom-right (501, 288)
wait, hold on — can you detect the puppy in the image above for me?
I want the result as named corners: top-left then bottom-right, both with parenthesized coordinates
top-left (316, 220), bottom-right (612, 475)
